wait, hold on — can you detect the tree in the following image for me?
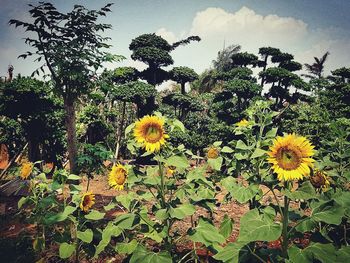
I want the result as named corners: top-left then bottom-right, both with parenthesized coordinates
top-left (111, 81), bottom-right (157, 118)
top-left (304, 52), bottom-right (330, 79)
top-left (129, 33), bottom-right (200, 114)
top-left (0, 77), bottom-right (65, 163)
top-left (212, 44), bottom-right (241, 72)
top-left (224, 79), bottom-right (262, 110)
top-left (10, 2), bottom-right (117, 173)
top-left (129, 33), bottom-right (200, 86)
top-left (231, 52), bottom-right (258, 67)
top-left (169, 66), bottom-right (198, 95)
top-left (258, 47), bottom-right (281, 86)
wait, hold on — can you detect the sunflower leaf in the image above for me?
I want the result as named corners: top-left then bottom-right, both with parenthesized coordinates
top-left (238, 208), bottom-right (282, 242)
top-left (59, 242), bottom-right (75, 259)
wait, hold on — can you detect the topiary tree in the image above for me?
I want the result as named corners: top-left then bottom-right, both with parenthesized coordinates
top-left (169, 66), bottom-right (199, 95)
top-left (224, 79), bottom-right (262, 111)
top-left (258, 47), bottom-right (281, 70)
top-left (216, 67), bottom-right (255, 82)
top-left (231, 52), bottom-right (258, 67)
top-left (259, 67), bottom-right (310, 108)
top-left (129, 33), bottom-right (200, 114)
top-left (111, 81), bottom-right (157, 118)
top-left (162, 93), bottom-right (204, 120)
top-left (0, 77), bottom-right (65, 163)
top-left (10, 2), bottom-right (118, 173)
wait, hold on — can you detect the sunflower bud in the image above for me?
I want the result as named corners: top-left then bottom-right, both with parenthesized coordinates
top-left (207, 147), bottom-right (219, 159)
top-left (310, 170), bottom-right (330, 191)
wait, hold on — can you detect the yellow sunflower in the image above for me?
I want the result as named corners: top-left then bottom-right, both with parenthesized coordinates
top-left (236, 119), bottom-right (250, 127)
top-left (80, 192), bottom-right (95, 212)
top-left (166, 166), bottom-right (176, 177)
top-left (310, 170), bottom-right (330, 192)
top-left (207, 147), bottom-right (219, 159)
top-left (267, 133), bottom-right (315, 181)
top-left (20, 162), bottom-right (33, 180)
top-left (134, 115), bottom-right (169, 153)
top-left (109, 163), bottom-right (128, 190)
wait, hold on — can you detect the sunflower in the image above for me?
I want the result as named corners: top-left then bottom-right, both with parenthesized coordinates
top-left (20, 162), bottom-right (33, 180)
top-left (80, 192), bottom-right (95, 212)
top-left (207, 147), bottom-right (219, 159)
top-left (267, 133), bottom-right (315, 181)
top-left (109, 163), bottom-right (128, 190)
top-left (236, 119), bottom-right (250, 127)
top-left (134, 115), bottom-right (169, 153)
top-left (310, 170), bottom-right (330, 191)
top-left (166, 165), bottom-right (176, 177)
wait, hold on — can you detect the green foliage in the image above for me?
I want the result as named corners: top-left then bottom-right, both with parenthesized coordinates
top-left (0, 77), bottom-right (65, 162)
top-left (231, 52), bottom-right (258, 67)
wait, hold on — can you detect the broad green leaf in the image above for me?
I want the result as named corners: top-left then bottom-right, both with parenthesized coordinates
top-left (213, 242), bottom-right (248, 263)
top-left (303, 242), bottom-right (337, 263)
top-left (219, 214), bottom-right (234, 239)
top-left (284, 181), bottom-right (316, 201)
top-left (18, 197), bottom-right (28, 209)
top-left (295, 218), bottom-right (317, 233)
top-left (265, 127), bottom-right (278, 138)
top-left (234, 152), bottom-right (249, 160)
top-left (221, 146), bottom-right (234, 153)
top-left (115, 239), bottom-right (138, 255)
top-left (208, 156), bottom-right (223, 171)
top-left (77, 229), bottom-right (93, 243)
top-left (235, 140), bottom-right (249, 150)
top-left (333, 191), bottom-right (350, 216)
top-left (311, 200), bottom-right (345, 225)
top-left (238, 209), bottom-right (282, 242)
top-left (59, 242), bottom-right (75, 259)
top-left (189, 218), bottom-right (226, 246)
top-left (144, 230), bottom-right (163, 243)
top-left (94, 222), bottom-right (122, 257)
top-left (67, 174), bottom-right (81, 180)
top-left (103, 202), bottom-right (115, 211)
top-left (44, 206), bottom-right (76, 225)
top-left (85, 210), bottom-right (105, 221)
top-left (250, 148), bottom-right (266, 159)
top-left (130, 245), bottom-right (172, 263)
top-left (155, 208), bottom-right (169, 221)
top-left (116, 192), bottom-right (138, 210)
top-left (221, 177), bottom-right (260, 204)
top-left (336, 246), bottom-right (350, 262)
top-left (169, 203), bottom-right (196, 220)
top-left (124, 123), bottom-right (134, 136)
top-left (288, 245), bottom-right (310, 263)
top-left (213, 141), bottom-right (222, 147)
top-left (166, 155), bottom-right (189, 169)
top-left (115, 213), bottom-right (138, 230)
top-left (172, 119), bottom-right (185, 132)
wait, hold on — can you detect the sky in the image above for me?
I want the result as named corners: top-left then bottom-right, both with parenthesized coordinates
top-left (1, 0), bottom-right (350, 84)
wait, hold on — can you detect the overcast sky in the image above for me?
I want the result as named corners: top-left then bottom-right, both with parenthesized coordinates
top-left (1, 0), bottom-right (350, 81)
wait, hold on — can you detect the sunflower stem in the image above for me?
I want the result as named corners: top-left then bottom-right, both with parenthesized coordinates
top-left (281, 193), bottom-right (290, 259)
top-left (158, 158), bottom-right (172, 252)
top-left (75, 210), bottom-right (80, 263)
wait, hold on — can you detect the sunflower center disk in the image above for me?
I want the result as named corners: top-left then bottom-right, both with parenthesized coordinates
top-left (145, 125), bottom-right (162, 143)
top-left (276, 147), bottom-right (301, 170)
top-left (115, 170), bottom-right (126, 184)
top-left (83, 196), bottom-right (92, 207)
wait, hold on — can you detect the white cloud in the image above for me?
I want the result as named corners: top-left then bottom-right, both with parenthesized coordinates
top-left (156, 28), bottom-right (177, 44)
top-left (158, 6), bottom-right (350, 75)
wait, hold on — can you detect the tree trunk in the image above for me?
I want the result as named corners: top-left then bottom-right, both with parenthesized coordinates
top-left (28, 139), bottom-right (40, 162)
top-left (181, 82), bottom-right (186, 95)
top-left (64, 97), bottom-right (78, 174)
top-left (114, 101), bottom-right (126, 161)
